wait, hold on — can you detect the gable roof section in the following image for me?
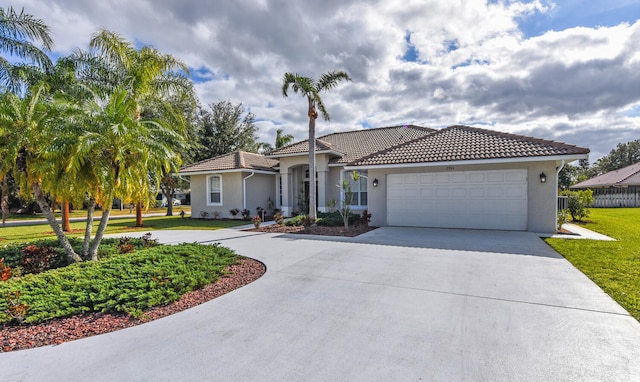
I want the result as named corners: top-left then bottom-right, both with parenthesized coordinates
top-left (267, 125), bottom-right (435, 164)
top-left (180, 151), bottom-right (279, 174)
top-left (571, 162), bottom-right (640, 189)
top-left (349, 125), bottom-right (590, 167)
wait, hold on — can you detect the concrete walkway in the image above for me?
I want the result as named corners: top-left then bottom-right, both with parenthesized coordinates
top-left (1, 228), bottom-right (638, 381)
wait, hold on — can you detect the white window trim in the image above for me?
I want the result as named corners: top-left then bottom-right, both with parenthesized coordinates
top-left (207, 174), bottom-right (223, 206)
top-left (345, 171), bottom-right (368, 207)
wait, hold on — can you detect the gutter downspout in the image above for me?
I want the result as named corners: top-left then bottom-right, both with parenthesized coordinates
top-left (243, 172), bottom-right (255, 210)
top-left (555, 160), bottom-right (565, 232)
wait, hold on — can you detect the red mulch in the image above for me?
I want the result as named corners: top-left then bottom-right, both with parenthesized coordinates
top-left (247, 224), bottom-right (377, 237)
top-left (0, 258), bottom-right (265, 353)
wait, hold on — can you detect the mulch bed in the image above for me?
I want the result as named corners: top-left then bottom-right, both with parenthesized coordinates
top-left (247, 224), bottom-right (377, 237)
top-left (0, 258), bottom-right (265, 353)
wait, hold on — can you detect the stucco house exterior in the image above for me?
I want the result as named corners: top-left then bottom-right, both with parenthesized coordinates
top-left (570, 162), bottom-right (640, 207)
top-left (180, 125), bottom-right (589, 233)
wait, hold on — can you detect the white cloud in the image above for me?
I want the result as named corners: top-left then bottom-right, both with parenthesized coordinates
top-left (10, 0), bottom-right (640, 160)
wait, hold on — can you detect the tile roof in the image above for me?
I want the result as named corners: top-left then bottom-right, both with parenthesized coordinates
top-left (349, 125), bottom-right (590, 166)
top-left (267, 125), bottom-right (435, 164)
top-left (571, 162), bottom-right (640, 188)
top-left (180, 151), bottom-right (279, 173)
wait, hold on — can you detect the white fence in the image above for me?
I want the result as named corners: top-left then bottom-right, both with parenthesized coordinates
top-left (591, 187), bottom-right (640, 207)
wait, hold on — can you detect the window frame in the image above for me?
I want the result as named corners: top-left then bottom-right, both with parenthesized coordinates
top-left (345, 171), bottom-right (368, 207)
top-left (207, 174), bottom-right (223, 206)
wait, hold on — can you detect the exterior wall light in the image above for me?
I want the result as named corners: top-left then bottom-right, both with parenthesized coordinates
top-left (372, 178), bottom-right (379, 187)
top-left (539, 172), bottom-right (547, 183)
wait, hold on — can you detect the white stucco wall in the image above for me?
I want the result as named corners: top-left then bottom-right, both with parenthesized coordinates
top-left (366, 160), bottom-right (563, 233)
top-left (189, 172), bottom-right (276, 219)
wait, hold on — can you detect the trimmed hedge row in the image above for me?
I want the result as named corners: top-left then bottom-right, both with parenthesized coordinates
top-left (0, 243), bottom-right (239, 324)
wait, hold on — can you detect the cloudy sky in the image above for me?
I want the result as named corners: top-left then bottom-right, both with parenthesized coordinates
top-left (12, 0), bottom-right (640, 161)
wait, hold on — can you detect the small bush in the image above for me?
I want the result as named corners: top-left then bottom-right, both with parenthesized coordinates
top-left (360, 210), bottom-right (372, 226)
top-left (241, 209), bottom-right (251, 220)
top-left (3, 290), bottom-right (29, 323)
top-left (315, 211), bottom-right (360, 227)
top-left (229, 208), bottom-right (239, 218)
top-left (285, 214), bottom-right (314, 227)
top-left (1, 258), bottom-right (12, 281)
top-left (273, 212), bottom-right (284, 225)
top-left (20, 245), bottom-right (59, 274)
top-left (252, 215), bottom-right (262, 228)
top-left (561, 189), bottom-right (593, 221)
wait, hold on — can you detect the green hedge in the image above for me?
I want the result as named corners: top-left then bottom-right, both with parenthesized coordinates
top-left (0, 243), bottom-right (239, 324)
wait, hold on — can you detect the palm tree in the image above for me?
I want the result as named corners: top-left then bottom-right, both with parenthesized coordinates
top-left (76, 29), bottom-right (194, 226)
top-left (70, 88), bottom-right (182, 259)
top-left (0, 6), bottom-right (53, 90)
top-left (0, 82), bottom-right (82, 262)
top-left (275, 129), bottom-right (294, 149)
top-left (281, 71), bottom-right (351, 221)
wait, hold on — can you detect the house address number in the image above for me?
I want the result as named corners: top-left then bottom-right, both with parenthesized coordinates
top-left (445, 166), bottom-right (455, 171)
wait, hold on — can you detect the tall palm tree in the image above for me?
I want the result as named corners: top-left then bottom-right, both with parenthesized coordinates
top-left (281, 71), bottom-right (351, 221)
top-left (0, 6), bottom-right (53, 90)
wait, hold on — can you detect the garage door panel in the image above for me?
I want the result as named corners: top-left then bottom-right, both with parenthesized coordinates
top-left (387, 170), bottom-right (527, 230)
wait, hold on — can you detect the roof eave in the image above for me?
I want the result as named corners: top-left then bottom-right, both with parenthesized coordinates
top-left (178, 168), bottom-right (278, 176)
top-left (344, 153), bottom-right (589, 170)
top-left (266, 149), bottom-right (344, 159)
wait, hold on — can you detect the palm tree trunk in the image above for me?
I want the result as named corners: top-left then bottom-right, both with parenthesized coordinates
top-left (61, 201), bottom-right (71, 232)
top-left (31, 182), bottom-right (82, 263)
top-left (88, 201), bottom-right (112, 261)
top-left (135, 202), bottom-right (143, 226)
top-left (82, 198), bottom-right (96, 258)
top-left (308, 115), bottom-right (317, 222)
top-left (166, 193), bottom-right (173, 216)
top-left (1, 175), bottom-right (9, 226)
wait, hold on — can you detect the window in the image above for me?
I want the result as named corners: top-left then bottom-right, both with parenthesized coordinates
top-left (346, 171), bottom-right (368, 206)
top-left (207, 175), bottom-right (222, 205)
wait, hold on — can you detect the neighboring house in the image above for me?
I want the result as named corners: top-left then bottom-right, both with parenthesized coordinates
top-left (570, 162), bottom-right (640, 207)
top-left (180, 124), bottom-right (589, 233)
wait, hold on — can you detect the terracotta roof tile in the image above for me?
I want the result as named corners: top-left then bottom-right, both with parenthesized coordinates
top-left (180, 151), bottom-right (279, 173)
top-left (349, 125), bottom-right (590, 166)
top-left (571, 162), bottom-right (640, 188)
top-left (267, 125), bottom-right (435, 163)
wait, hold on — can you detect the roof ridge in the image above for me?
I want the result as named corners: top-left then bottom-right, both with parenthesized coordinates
top-left (318, 124), bottom-right (434, 139)
top-left (180, 151), bottom-right (236, 170)
top-left (615, 162), bottom-right (640, 183)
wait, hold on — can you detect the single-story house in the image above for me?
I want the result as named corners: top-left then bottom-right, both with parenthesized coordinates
top-left (570, 162), bottom-right (640, 207)
top-left (180, 125), bottom-right (589, 233)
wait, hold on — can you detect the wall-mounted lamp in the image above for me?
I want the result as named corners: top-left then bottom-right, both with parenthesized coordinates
top-left (372, 178), bottom-right (379, 187)
top-left (539, 172), bottom-right (547, 183)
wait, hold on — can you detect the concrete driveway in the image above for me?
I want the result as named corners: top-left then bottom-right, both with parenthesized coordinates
top-left (1, 227), bottom-right (639, 381)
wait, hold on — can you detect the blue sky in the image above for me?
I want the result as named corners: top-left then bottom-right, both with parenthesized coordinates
top-left (10, 0), bottom-right (640, 161)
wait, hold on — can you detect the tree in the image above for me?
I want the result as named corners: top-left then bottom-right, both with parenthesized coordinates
top-left (195, 100), bottom-right (260, 161)
top-left (281, 71), bottom-right (351, 222)
top-left (77, 29), bottom-right (195, 226)
top-left (593, 139), bottom-right (640, 175)
top-left (0, 6), bottom-right (53, 91)
top-left (0, 82), bottom-right (82, 262)
top-left (275, 129), bottom-right (294, 149)
top-left (70, 88), bottom-right (183, 259)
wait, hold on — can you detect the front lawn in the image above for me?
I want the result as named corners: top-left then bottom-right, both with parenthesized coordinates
top-left (0, 215), bottom-right (247, 245)
top-left (546, 208), bottom-right (640, 321)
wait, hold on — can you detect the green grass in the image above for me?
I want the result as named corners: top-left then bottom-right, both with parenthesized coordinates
top-left (0, 215), bottom-right (247, 245)
top-left (546, 208), bottom-right (640, 321)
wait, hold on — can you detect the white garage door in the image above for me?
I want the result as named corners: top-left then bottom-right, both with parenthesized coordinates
top-left (387, 169), bottom-right (528, 230)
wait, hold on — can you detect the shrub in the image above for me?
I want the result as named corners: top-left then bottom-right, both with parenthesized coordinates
top-left (3, 290), bottom-right (29, 324)
top-left (360, 210), bottom-right (372, 226)
top-left (285, 214), bottom-right (314, 227)
top-left (0, 258), bottom-right (12, 281)
top-left (20, 245), bottom-right (59, 274)
top-left (273, 212), bottom-right (284, 225)
top-left (200, 211), bottom-right (209, 219)
top-left (0, 243), bottom-right (239, 324)
top-left (252, 215), bottom-right (262, 228)
top-left (241, 209), bottom-right (251, 220)
top-left (316, 211), bottom-right (359, 227)
top-left (561, 189), bottom-right (594, 221)
top-left (229, 208), bottom-right (239, 218)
